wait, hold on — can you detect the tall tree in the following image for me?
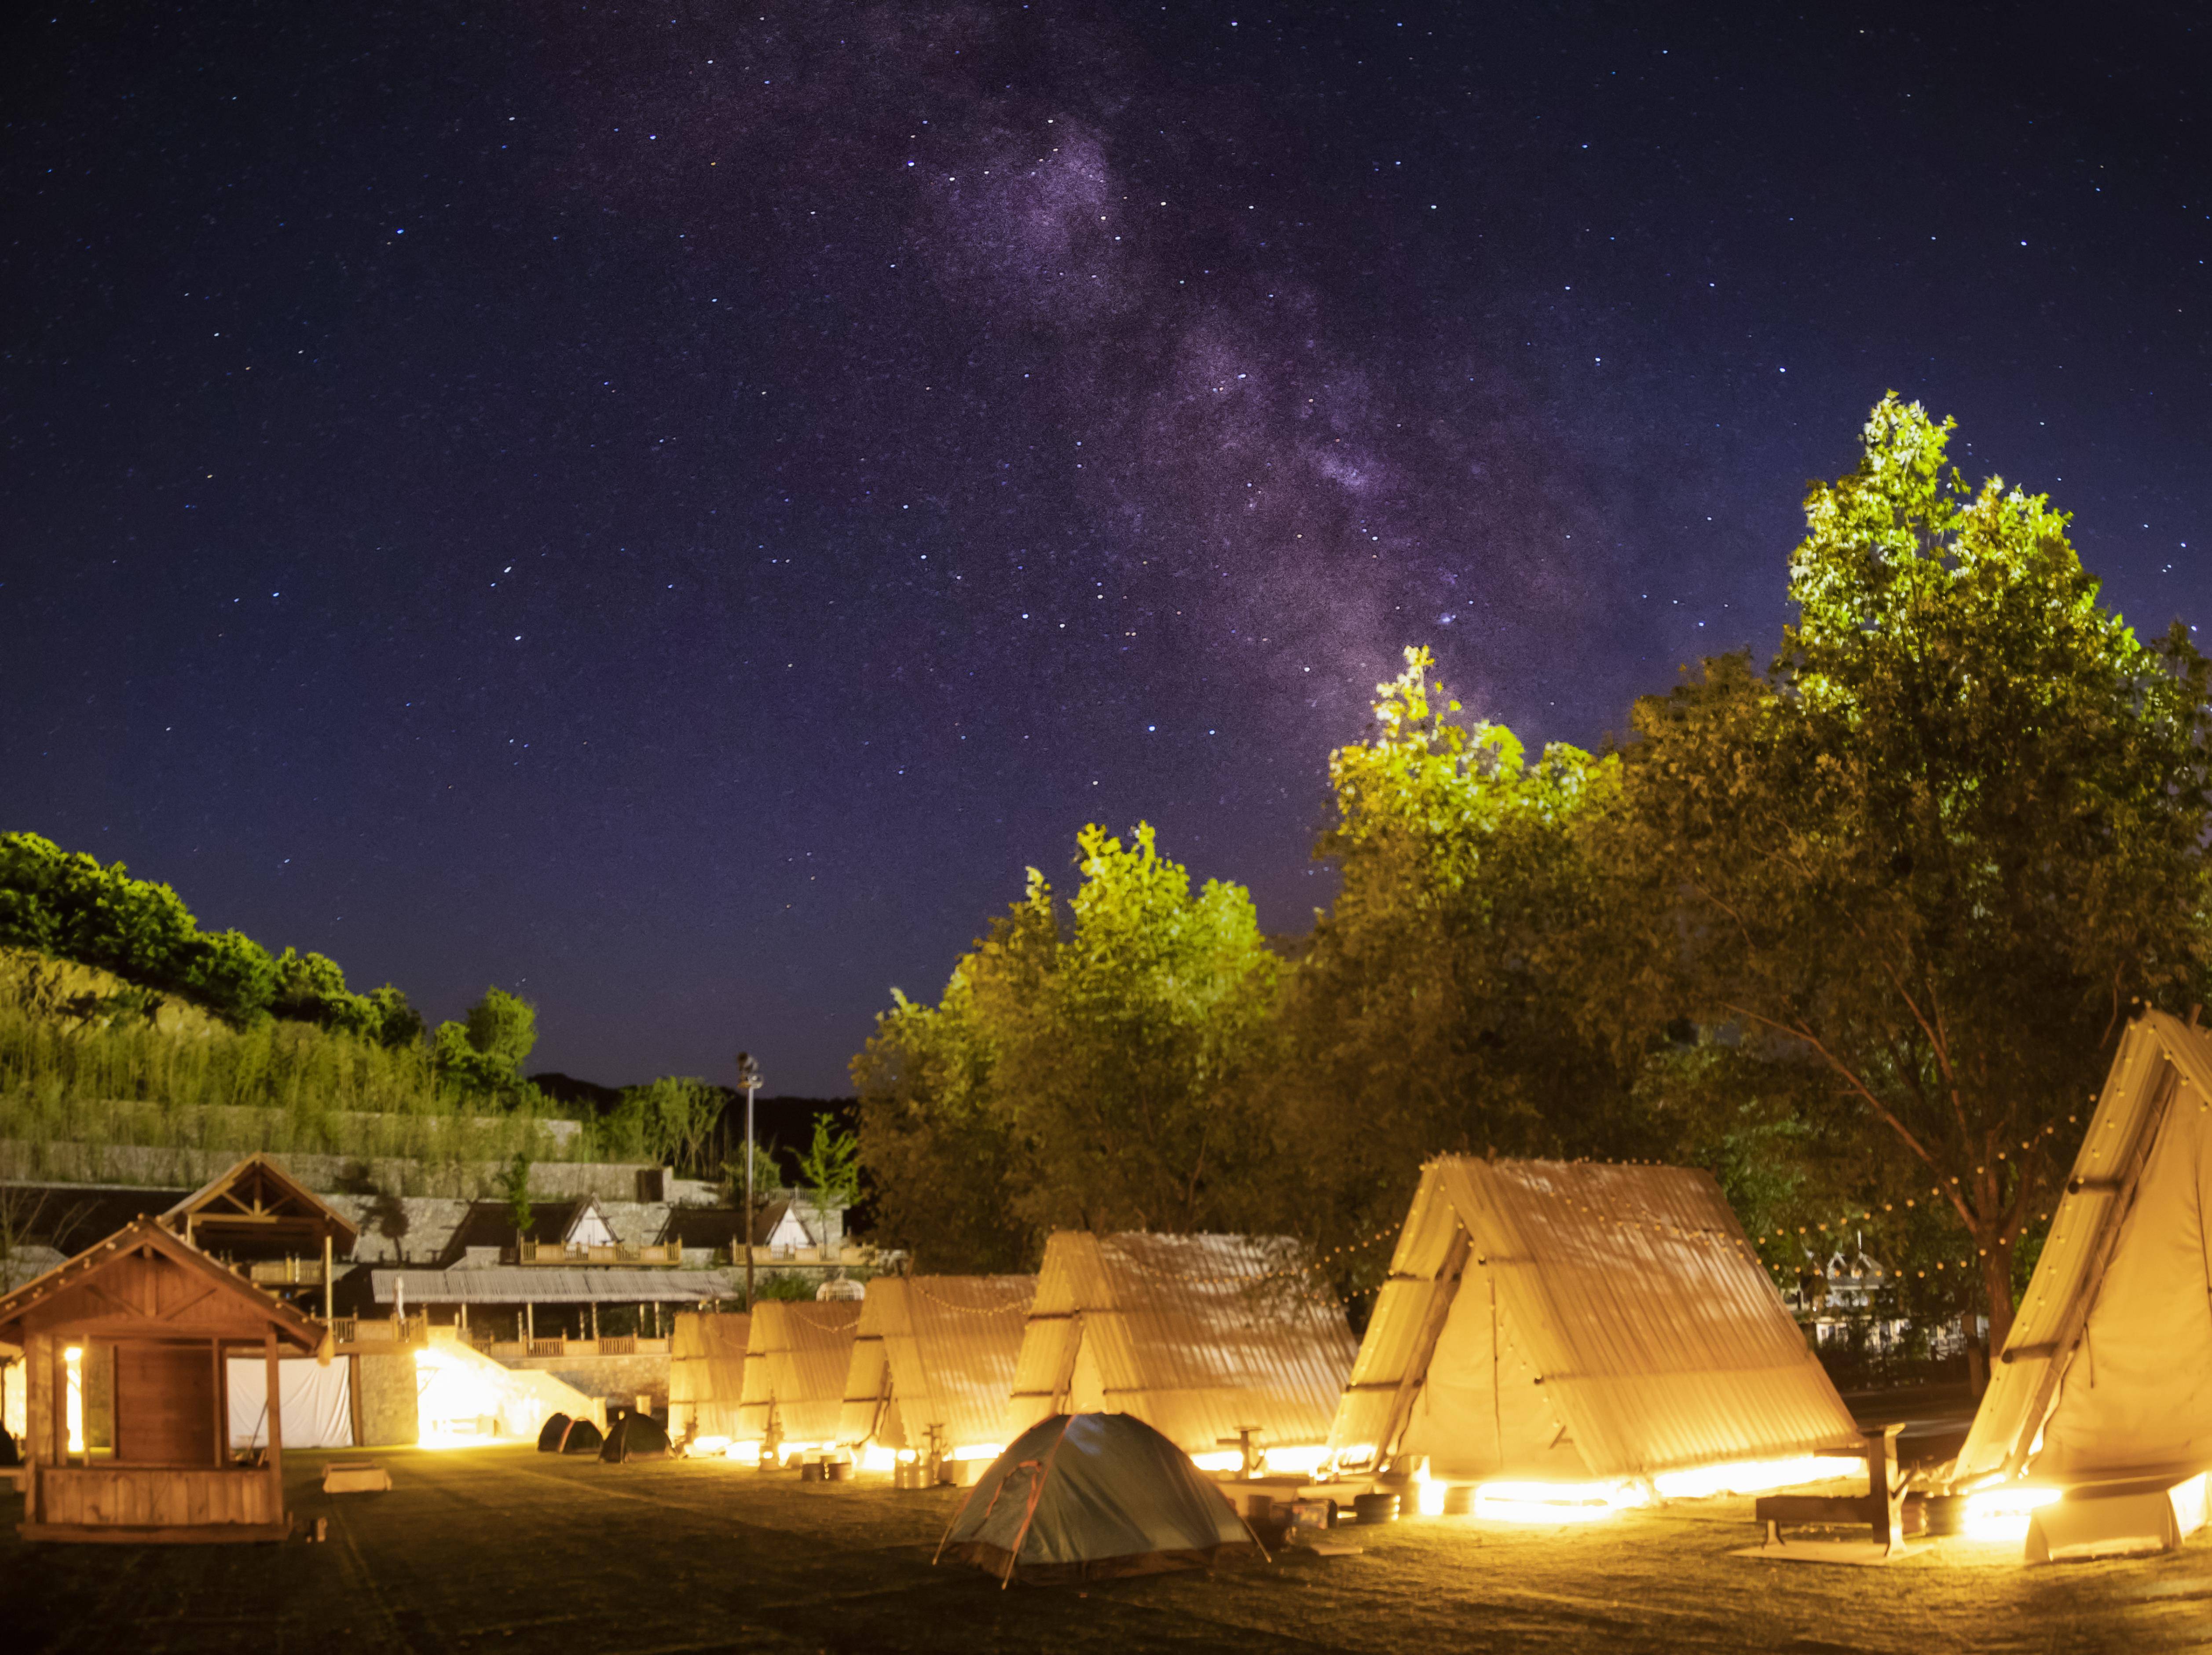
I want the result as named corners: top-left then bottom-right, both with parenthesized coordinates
top-left (1618, 395), bottom-right (2212, 1356)
top-left (1267, 648), bottom-right (1664, 1281)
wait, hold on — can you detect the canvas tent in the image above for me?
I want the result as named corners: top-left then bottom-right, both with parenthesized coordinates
top-left (1004, 1233), bottom-right (1357, 1465)
top-left (1329, 1157), bottom-right (1863, 1485)
top-left (736, 1299), bottom-right (861, 1453)
top-left (839, 1275), bottom-right (1033, 1459)
top-left (1952, 1010), bottom-right (2212, 1497)
top-left (669, 1310), bottom-right (751, 1443)
top-left (936, 1412), bottom-right (1260, 1585)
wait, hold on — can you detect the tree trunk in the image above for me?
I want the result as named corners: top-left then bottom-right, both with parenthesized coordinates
top-left (1980, 1232), bottom-right (2016, 1368)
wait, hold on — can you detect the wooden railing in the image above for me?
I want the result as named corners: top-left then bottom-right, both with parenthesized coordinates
top-left (246, 1258), bottom-right (329, 1287)
top-left (515, 1241), bottom-right (684, 1267)
top-left (730, 1243), bottom-right (879, 1267)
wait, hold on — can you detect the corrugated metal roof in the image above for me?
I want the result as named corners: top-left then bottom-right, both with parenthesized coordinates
top-left (368, 1267), bottom-right (733, 1305)
top-left (1006, 1233), bottom-right (1358, 1457)
top-left (837, 1274), bottom-right (1033, 1451)
top-left (1953, 1010), bottom-right (2212, 1487)
top-left (737, 1299), bottom-right (861, 1444)
top-left (1330, 1157), bottom-right (1863, 1479)
top-left (670, 1310), bottom-right (751, 1439)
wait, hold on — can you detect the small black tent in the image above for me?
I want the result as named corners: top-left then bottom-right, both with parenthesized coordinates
top-left (537, 1413), bottom-right (573, 1453)
top-left (936, 1413), bottom-right (1260, 1586)
top-left (560, 1416), bottom-right (605, 1455)
top-left (601, 1412), bottom-right (672, 1464)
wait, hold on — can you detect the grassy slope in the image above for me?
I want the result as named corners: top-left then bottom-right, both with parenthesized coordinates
top-left (3, 1446), bottom-right (2205, 1655)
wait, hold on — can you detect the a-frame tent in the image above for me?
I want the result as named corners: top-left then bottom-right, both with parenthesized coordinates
top-left (1329, 1157), bottom-right (1863, 1484)
top-left (669, 1310), bottom-right (751, 1443)
top-left (837, 1274), bottom-right (1033, 1458)
top-left (0, 1217), bottom-right (326, 1542)
top-left (736, 1299), bottom-right (861, 1455)
top-left (1952, 1009), bottom-right (2212, 1494)
top-left (1004, 1232), bottom-right (1357, 1464)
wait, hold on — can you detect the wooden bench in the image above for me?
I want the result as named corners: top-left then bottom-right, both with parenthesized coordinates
top-left (1750, 1425), bottom-right (1907, 1560)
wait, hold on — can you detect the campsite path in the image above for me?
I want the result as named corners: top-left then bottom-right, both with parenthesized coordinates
top-left (3, 1448), bottom-right (2207, 1654)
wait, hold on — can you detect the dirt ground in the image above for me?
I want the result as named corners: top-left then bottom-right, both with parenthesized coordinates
top-left (4, 1446), bottom-right (2207, 1655)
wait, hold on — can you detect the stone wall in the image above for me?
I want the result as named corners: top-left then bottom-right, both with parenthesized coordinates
top-left (509, 1352), bottom-right (672, 1414)
top-left (355, 1350), bottom-right (420, 1447)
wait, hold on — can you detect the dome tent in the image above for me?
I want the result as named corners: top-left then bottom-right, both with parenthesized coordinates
top-left (559, 1416), bottom-right (604, 1455)
top-left (935, 1413), bottom-right (1261, 1586)
top-left (536, 1413), bottom-right (573, 1453)
top-left (601, 1411), bottom-right (672, 1464)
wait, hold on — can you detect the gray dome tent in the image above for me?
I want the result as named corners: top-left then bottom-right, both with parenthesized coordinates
top-left (935, 1413), bottom-right (1261, 1586)
top-left (601, 1411), bottom-right (671, 1464)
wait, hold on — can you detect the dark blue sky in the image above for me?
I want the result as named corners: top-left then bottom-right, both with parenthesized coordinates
top-left (5, 1), bottom-right (2207, 1094)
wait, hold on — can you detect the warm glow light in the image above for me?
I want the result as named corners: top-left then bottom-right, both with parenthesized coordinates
top-left (689, 1434), bottom-right (733, 1457)
top-left (946, 1442), bottom-right (1005, 1463)
top-left (725, 1440), bottom-right (762, 1464)
top-left (1652, 1457), bottom-right (1863, 1500)
top-left (64, 1346), bottom-right (84, 1455)
top-left (1190, 1449), bottom-right (1245, 1473)
top-left (861, 1444), bottom-right (897, 1473)
top-left (1333, 1443), bottom-right (1378, 1472)
top-left (1473, 1479), bottom-right (1648, 1523)
top-left (1413, 1463), bottom-right (1447, 1516)
top-left (413, 1349), bottom-right (507, 1447)
top-left (1262, 1444), bottom-right (1331, 1475)
top-left (1963, 1484), bottom-right (2063, 1543)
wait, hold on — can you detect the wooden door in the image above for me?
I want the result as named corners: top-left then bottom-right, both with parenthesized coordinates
top-left (114, 1341), bottom-right (218, 1465)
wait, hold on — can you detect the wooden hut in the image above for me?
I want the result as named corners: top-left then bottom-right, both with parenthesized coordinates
top-left (0, 1216), bottom-right (325, 1542)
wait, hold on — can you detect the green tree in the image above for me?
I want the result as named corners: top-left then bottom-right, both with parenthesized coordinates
top-left (1266, 648), bottom-right (1665, 1284)
top-left (497, 1152), bottom-right (535, 1241)
top-left (435, 986), bottom-right (538, 1103)
top-left (795, 1115), bottom-right (861, 1212)
top-left (853, 823), bottom-right (1279, 1266)
top-left (619, 1075), bottom-right (724, 1174)
top-left (1615, 395), bottom-right (2212, 1356)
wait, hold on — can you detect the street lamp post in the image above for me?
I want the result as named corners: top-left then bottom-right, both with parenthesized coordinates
top-left (736, 1051), bottom-right (762, 1309)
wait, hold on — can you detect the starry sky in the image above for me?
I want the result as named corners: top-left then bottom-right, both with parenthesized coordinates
top-left (5, 2), bottom-right (2208, 1094)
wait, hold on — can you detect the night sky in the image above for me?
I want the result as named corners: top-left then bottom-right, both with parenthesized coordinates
top-left (5, 3), bottom-right (2207, 1094)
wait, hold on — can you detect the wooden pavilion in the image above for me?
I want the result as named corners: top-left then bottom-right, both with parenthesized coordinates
top-left (161, 1154), bottom-right (359, 1321)
top-left (0, 1216), bottom-right (326, 1542)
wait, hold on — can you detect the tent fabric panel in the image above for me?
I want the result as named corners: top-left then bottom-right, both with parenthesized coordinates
top-left (838, 1334), bottom-right (893, 1446)
top-left (1953, 1012), bottom-right (2212, 1486)
top-left (227, 1355), bottom-right (354, 1450)
top-left (736, 1300), bottom-right (860, 1444)
top-left (2039, 1076), bottom-right (2212, 1480)
top-left (1450, 1158), bottom-right (1859, 1476)
top-left (669, 1311), bottom-right (750, 1440)
top-left (370, 1267), bottom-right (734, 1305)
top-left (883, 1275), bottom-right (1033, 1452)
top-left (1397, 1257), bottom-right (1586, 1482)
top-left (1326, 1170), bottom-right (1466, 1457)
top-left (1007, 1311), bottom-right (1085, 1438)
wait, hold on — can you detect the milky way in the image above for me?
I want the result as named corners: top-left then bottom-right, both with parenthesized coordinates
top-left (4, 3), bottom-right (2207, 1090)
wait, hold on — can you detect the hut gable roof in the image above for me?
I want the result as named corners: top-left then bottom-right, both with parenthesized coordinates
top-left (0, 1217), bottom-right (325, 1349)
top-left (1329, 1157), bottom-right (1861, 1479)
top-left (437, 1196), bottom-right (608, 1263)
top-left (162, 1154), bottom-right (359, 1257)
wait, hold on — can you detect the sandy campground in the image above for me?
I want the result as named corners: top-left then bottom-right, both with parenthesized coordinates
top-left (4, 1445), bottom-right (2208, 1654)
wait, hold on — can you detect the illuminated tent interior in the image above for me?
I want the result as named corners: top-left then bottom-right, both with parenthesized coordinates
top-left (1948, 1010), bottom-right (2212, 1552)
top-left (736, 1299), bottom-right (862, 1457)
top-left (669, 1310), bottom-right (751, 1445)
top-left (1329, 1157), bottom-right (1864, 1504)
top-left (1004, 1232), bottom-right (1357, 1471)
top-left (838, 1274), bottom-right (1033, 1464)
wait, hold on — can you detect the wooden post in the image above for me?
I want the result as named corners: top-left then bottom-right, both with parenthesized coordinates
top-left (264, 1329), bottom-right (284, 1481)
top-left (526, 1302), bottom-right (535, 1343)
top-left (212, 1341), bottom-right (228, 1465)
top-left (323, 1232), bottom-right (334, 1324)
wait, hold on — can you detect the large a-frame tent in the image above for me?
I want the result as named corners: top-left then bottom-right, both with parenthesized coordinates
top-left (1953, 1010), bottom-right (2212, 1494)
top-left (736, 1299), bottom-right (861, 1454)
top-left (1329, 1157), bottom-right (1863, 1483)
top-left (838, 1274), bottom-right (1033, 1457)
top-left (1004, 1232), bottom-right (1357, 1463)
top-left (668, 1310), bottom-right (751, 1443)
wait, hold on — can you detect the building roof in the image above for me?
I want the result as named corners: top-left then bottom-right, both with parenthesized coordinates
top-left (1329, 1157), bottom-right (1863, 1480)
top-left (163, 1153), bottom-right (360, 1258)
top-left (738, 1299), bottom-right (862, 1445)
top-left (0, 1217), bottom-right (326, 1350)
top-left (366, 1267), bottom-right (736, 1306)
top-left (1006, 1232), bottom-right (1359, 1457)
top-left (1953, 1009), bottom-right (2212, 1489)
top-left (435, 1196), bottom-right (612, 1264)
top-left (658, 1198), bottom-right (813, 1251)
top-left (838, 1274), bottom-right (1034, 1452)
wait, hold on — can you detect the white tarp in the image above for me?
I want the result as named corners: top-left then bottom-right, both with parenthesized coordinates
top-left (227, 1355), bottom-right (354, 1450)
